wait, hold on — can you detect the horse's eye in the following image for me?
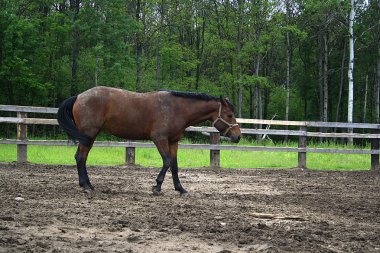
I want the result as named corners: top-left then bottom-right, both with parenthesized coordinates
top-left (228, 114), bottom-right (233, 118)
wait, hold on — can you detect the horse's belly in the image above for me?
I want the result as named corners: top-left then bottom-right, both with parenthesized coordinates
top-left (103, 119), bottom-right (151, 140)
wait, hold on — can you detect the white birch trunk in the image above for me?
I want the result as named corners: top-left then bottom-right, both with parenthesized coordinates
top-left (285, 31), bottom-right (290, 122)
top-left (237, 13), bottom-right (242, 118)
top-left (318, 32), bottom-right (324, 123)
top-left (323, 33), bottom-right (328, 122)
top-left (347, 0), bottom-right (355, 144)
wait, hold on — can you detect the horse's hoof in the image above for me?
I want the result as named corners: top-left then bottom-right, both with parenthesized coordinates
top-left (180, 192), bottom-right (189, 198)
top-left (82, 185), bottom-right (94, 194)
top-left (152, 186), bottom-right (162, 196)
top-left (176, 187), bottom-right (188, 196)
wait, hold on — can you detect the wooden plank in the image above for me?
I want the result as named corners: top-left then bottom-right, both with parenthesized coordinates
top-left (306, 148), bottom-right (380, 154)
top-left (184, 144), bottom-right (302, 152)
top-left (185, 126), bottom-right (307, 136)
top-left (241, 129), bottom-right (306, 136)
top-left (25, 118), bottom-right (59, 125)
top-left (186, 126), bottom-right (218, 133)
top-left (186, 126), bottom-right (380, 139)
top-left (2, 139), bottom-right (380, 154)
top-left (237, 118), bottom-right (306, 126)
top-left (305, 121), bottom-right (380, 129)
top-left (1, 104), bottom-right (379, 129)
top-left (236, 118), bottom-right (380, 129)
top-left (0, 105), bottom-right (58, 114)
top-left (0, 117), bottom-right (59, 125)
top-left (0, 117), bottom-right (23, 124)
top-left (0, 139), bottom-right (155, 148)
top-left (2, 117), bottom-right (380, 139)
top-left (306, 132), bottom-right (380, 139)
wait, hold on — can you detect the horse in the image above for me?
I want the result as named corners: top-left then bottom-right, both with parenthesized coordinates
top-left (57, 86), bottom-right (241, 195)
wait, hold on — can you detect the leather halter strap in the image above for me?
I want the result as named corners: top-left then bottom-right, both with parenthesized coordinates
top-left (212, 103), bottom-right (239, 136)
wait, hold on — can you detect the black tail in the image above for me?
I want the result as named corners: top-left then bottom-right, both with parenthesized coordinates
top-left (57, 96), bottom-right (92, 147)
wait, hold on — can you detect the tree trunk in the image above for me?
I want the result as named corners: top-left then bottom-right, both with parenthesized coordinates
top-left (70, 0), bottom-right (80, 96)
top-left (376, 43), bottom-right (380, 124)
top-left (195, 13), bottom-right (206, 90)
top-left (95, 51), bottom-right (99, 87)
top-left (135, 0), bottom-right (143, 92)
top-left (363, 75), bottom-right (368, 123)
top-left (323, 32), bottom-right (329, 123)
top-left (249, 85), bottom-right (253, 118)
top-left (347, 0), bottom-right (355, 144)
top-left (284, 0), bottom-right (292, 142)
top-left (335, 37), bottom-right (347, 124)
top-left (155, 0), bottom-right (164, 89)
top-left (285, 30), bottom-right (291, 123)
top-left (255, 56), bottom-right (262, 142)
top-left (334, 37), bottom-right (347, 143)
top-left (237, 0), bottom-right (243, 118)
top-left (318, 32), bottom-right (324, 123)
top-left (285, 30), bottom-right (291, 142)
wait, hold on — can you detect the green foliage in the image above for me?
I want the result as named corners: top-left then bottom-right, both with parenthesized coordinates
top-left (267, 86), bottom-right (303, 120)
top-left (240, 74), bottom-right (271, 89)
top-left (0, 0), bottom-right (378, 124)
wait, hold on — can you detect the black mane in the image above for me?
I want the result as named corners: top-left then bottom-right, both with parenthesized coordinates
top-left (164, 90), bottom-right (217, 101)
top-left (163, 90), bottom-right (235, 112)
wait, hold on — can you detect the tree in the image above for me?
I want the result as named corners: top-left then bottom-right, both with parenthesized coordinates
top-left (70, 0), bottom-right (81, 96)
top-left (1, 0), bottom-right (379, 136)
top-left (347, 0), bottom-right (355, 143)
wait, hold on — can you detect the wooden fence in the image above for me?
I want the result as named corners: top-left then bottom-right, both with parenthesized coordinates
top-left (0, 104), bottom-right (379, 171)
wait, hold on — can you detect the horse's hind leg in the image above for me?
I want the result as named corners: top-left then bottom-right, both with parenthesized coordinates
top-left (75, 144), bottom-right (94, 192)
top-left (152, 139), bottom-right (171, 195)
top-left (169, 143), bottom-right (187, 195)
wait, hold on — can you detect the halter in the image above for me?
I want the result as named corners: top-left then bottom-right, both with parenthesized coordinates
top-left (212, 103), bottom-right (239, 136)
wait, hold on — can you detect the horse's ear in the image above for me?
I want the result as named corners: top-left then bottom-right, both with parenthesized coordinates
top-left (219, 96), bottom-right (228, 107)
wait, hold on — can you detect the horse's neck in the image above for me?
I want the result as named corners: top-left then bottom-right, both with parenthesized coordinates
top-left (182, 100), bottom-right (218, 127)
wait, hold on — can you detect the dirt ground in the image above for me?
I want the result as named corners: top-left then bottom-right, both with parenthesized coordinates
top-left (0, 163), bottom-right (379, 253)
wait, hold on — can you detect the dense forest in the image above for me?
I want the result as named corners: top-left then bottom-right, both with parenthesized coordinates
top-left (0, 0), bottom-right (379, 124)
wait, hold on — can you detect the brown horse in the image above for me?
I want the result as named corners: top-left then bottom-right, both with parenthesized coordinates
top-left (57, 86), bottom-right (241, 195)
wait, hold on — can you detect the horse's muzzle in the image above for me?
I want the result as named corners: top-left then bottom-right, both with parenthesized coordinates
top-left (230, 135), bottom-right (241, 143)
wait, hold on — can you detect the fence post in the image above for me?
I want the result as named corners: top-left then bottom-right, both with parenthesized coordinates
top-left (298, 126), bottom-right (307, 169)
top-left (371, 129), bottom-right (379, 172)
top-left (210, 132), bottom-right (220, 168)
top-left (126, 147), bottom-right (135, 166)
top-left (17, 112), bottom-right (28, 163)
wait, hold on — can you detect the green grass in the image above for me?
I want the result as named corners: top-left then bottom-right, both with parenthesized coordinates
top-left (0, 142), bottom-right (371, 170)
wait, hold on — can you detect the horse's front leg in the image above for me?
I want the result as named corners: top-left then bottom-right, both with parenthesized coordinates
top-left (152, 155), bottom-right (171, 195)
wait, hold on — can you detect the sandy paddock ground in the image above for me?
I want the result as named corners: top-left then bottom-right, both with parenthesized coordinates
top-left (0, 163), bottom-right (379, 252)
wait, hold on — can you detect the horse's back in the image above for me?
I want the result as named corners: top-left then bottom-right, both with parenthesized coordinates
top-left (73, 86), bottom-right (170, 139)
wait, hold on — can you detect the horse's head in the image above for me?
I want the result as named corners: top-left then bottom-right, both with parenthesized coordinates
top-left (212, 97), bottom-right (242, 143)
